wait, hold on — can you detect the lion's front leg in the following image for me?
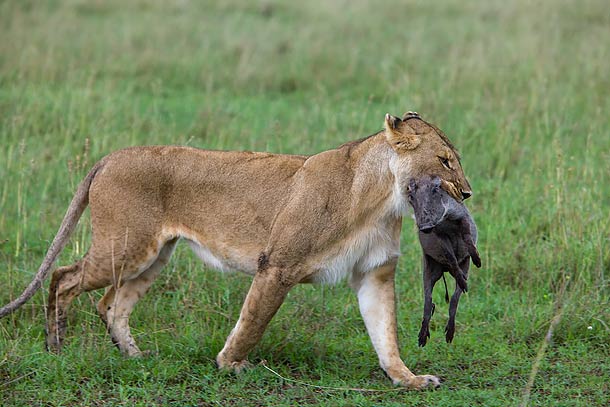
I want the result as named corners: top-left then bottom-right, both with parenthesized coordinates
top-left (216, 266), bottom-right (296, 371)
top-left (350, 260), bottom-right (440, 390)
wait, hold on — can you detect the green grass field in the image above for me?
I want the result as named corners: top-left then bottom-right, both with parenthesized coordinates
top-left (1, 0), bottom-right (609, 405)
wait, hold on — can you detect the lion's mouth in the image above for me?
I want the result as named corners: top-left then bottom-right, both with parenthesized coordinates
top-left (440, 179), bottom-right (463, 202)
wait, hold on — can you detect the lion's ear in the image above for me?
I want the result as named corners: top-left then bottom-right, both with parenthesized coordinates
top-left (384, 113), bottom-right (421, 151)
top-left (402, 111), bottom-right (420, 120)
top-left (384, 113), bottom-right (402, 132)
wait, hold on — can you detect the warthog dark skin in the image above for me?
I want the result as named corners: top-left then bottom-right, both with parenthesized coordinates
top-left (407, 176), bottom-right (481, 346)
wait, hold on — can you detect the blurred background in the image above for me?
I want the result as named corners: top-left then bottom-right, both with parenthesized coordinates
top-left (0, 1), bottom-right (608, 405)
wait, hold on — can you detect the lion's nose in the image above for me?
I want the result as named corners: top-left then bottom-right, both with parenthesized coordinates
top-left (461, 190), bottom-right (472, 200)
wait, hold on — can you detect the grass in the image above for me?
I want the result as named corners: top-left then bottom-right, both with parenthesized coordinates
top-left (1, 0), bottom-right (609, 405)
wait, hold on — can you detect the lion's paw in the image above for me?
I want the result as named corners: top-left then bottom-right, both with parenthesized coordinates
top-left (410, 374), bottom-right (441, 389)
top-left (394, 374), bottom-right (441, 390)
top-left (216, 353), bottom-right (252, 373)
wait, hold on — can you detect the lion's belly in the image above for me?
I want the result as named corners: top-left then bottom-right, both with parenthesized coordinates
top-left (188, 239), bottom-right (260, 275)
top-left (162, 220), bottom-right (400, 283)
top-left (311, 226), bottom-right (401, 285)
top-left (160, 226), bottom-right (260, 275)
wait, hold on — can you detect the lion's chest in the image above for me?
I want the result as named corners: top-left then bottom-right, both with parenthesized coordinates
top-left (312, 224), bottom-right (401, 285)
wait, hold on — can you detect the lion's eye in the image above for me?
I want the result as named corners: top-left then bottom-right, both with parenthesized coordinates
top-left (439, 157), bottom-right (451, 170)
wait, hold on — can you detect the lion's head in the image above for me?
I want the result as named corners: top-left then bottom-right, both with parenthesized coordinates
top-left (384, 112), bottom-right (472, 201)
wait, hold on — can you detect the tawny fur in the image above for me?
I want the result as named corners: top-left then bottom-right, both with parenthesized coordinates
top-left (0, 112), bottom-right (471, 390)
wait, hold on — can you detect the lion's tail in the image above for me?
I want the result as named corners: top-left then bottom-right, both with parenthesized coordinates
top-left (0, 161), bottom-right (104, 318)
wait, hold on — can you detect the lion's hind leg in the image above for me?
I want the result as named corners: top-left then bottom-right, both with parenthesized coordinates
top-left (46, 258), bottom-right (111, 353)
top-left (97, 238), bottom-right (178, 357)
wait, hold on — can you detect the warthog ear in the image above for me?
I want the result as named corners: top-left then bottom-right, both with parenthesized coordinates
top-left (384, 113), bottom-right (421, 151)
top-left (432, 176), bottom-right (442, 187)
top-left (407, 178), bottom-right (417, 192)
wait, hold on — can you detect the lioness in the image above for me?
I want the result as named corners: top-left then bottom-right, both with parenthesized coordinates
top-left (0, 112), bottom-right (471, 389)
